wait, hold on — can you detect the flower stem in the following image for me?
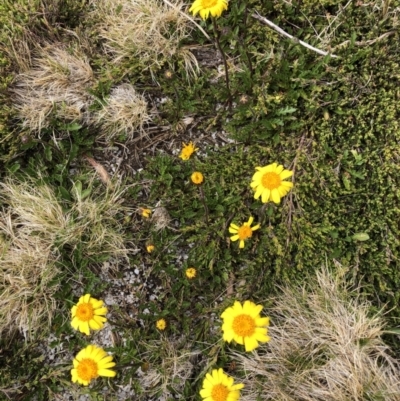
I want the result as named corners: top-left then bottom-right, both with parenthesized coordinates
top-left (212, 17), bottom-right (232, 109)
top-left (199, 186), bottom-right (209, 224)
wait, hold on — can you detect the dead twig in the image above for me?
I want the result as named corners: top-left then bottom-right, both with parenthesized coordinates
top-left (252, 11), bottom-right (338, 58)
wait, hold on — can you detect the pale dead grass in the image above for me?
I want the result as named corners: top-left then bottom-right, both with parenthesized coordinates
top-left (138, 336), bottom-right (200, 397)
top-left (234, 267), bottom-right (400, 401)
top-left (90, 0), bottom-right (198, 77)
top-left (0, 216), bottom-right (60, 340)
top-left (0, 175), bottom-right (133, 338)
top-left (0, 175), bottom-right (132, 258)
top-left (93, 84), bottom-right (151, 142)
top-left (11, 44), bottom-right (95, 134)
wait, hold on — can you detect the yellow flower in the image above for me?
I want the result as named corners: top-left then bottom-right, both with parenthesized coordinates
top-left (229, 216), bottom-right (260, 249)
top-left (146, 244), bottom-right (155, 253)
top-left (191, 171), bottom-right (204, 185)
top-left (71, 294), bottom-right (108, 336)
top-left (156, 318), bottom-right (167, 330)
top-left (185, 267), bottom-right (197, 279)
top-left (221, 300), bottom-right (270, 352)
top-left (190, 0), bottom-right (228, 20)
top-left (200, 368), bottom-right (244, 401)
top-left (250, 162), bottom-right (293, 204)
top-left (71, 344), bottom-right (116, 386)
top-left (141, 208), bottom-right (152, 218)
top-left (179, 141), bottom-right (198, 160)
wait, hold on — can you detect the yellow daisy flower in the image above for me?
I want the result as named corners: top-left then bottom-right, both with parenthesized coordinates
top-left (191, 171), bottom-right (204, 185)
top-left (200, 368), bottom-right (244, 401)
top-left (71, 344), bottom-right (116, 386)
top-left (229, 216), bottom-right (260, 249)
top-left (221, 300), bottom-right (270, 352)
top-left (141, 208), bottom-right (152, 218)
top-left (71, 294), bottom-right (108, 336)
top-left (185, 267), bottom-right (197, 279)
top-left (146, 244), bottom-right (155, 253)
top-left (250, 162), bottom-right (293, 204)
top-left (190, 0), bottom-right (228, 20)
top-left (179, 141), bottom-right (198, 160)
top-left (156, 318), bottom-right (167, 330)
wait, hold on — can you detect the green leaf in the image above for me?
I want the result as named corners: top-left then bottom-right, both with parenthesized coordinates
top-left (352, 233), bottom-right (370, 241)
top-left (58, 186), bottom-right (71, 201)
top-left (7, 162), bottom-right (20, 173)
top-left (45, 145), bottom-right (52, 161)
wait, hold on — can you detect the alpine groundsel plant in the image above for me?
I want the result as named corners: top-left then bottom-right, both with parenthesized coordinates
top-left (189, 0), bottom-right (232, 106)
top-left (250, 163), bottom-right (293, 204)
top-left (229, 216), bottom-right (260, 249)
top-left (71, 344), bottom-right (116, 386)
top-left (71, 294), bottom-right (108, 336)
top-left (221, 300), bottom-right (270, 352)
top-left (200, 368), bottom-right (244, 401)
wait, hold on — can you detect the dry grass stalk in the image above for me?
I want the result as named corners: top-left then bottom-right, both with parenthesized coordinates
top-left (234, 267), bottom-right (400, 401)
top-left (93, 84), bottom-right (151, 142)
top-left (84, 155), bottom-right (111, 184)
top-left (11, 44), bottom-right (95, 134)
top-left (91, 0), bottom-right (198, 76)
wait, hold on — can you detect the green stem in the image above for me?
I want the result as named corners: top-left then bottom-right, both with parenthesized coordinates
top-left (212, 17), bottom-right (232, 108)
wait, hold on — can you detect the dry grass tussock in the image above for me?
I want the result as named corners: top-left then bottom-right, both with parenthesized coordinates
top-left (234, 267), bottom-right (400, 401)
top-left (138, 337), bottom-right (200, 397)
top-left (11, 44), bottom-right (95, 135)
top-left (0, 175), bottom-right (132, 338)
top-left (93, 84), bottom-right (151, 142)
top-left (91, 0), bottom-right (198, 76)
top-left (0, 176), bottom-right (131, 258)
top-left (0, 216), bottom-right (60, 340)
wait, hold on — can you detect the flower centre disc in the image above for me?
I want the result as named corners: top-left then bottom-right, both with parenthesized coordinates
top-left (238, 225), bottom-right (252, 240)
top-left (76, 303), bottom-right (94, 321)
top-left (211, 383), bottom-right (229, 401)
top-left (77, 358), bottom-right (99, 382)
top-left (202, 0), bottom-right (218, 8)
top-left (261, 172), bottom-right (281, 189)
top-left (232, 314), bottom-right (256, 337)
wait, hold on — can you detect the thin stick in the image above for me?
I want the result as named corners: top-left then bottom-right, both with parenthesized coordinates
top-left (252, 11), bottom-right (338, 58)
top-left (212, 17), bottom-right (232, 108)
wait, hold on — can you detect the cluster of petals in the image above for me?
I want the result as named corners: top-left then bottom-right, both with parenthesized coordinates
top-left (179, 141), bottom-right (198, 160)
top-left (191, 171), bottom-right (204, 185)
top-left (229, 216), bottom-right (260, 249)
top-left (251, 162), bottom-right (293, 204)
top-left (221, 300), bottom-right (270, 352)
top-left (71, 344), bottom-right (116, 386)
top-left (190, 0), bottom-right (228, 20)
top-left (200, 368), bottom-right (244, 401)
top-left (71, 294), bottom-right (108, 336)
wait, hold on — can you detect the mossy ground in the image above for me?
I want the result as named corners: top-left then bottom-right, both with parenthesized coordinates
top-left (0, 0), bottom-right (400, 399)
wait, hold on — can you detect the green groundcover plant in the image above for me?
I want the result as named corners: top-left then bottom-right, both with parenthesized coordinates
top-left (1, 0), bottom-right (400, 400)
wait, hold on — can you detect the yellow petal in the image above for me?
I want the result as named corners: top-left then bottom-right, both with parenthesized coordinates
top-left (230, 235), bottom-right (239, 242)
top-left (80, 321), bottom-right (90, 335)
top-left (239, 240), bottom-right (245, 248)
top-left (271, 188), bottom-right (281, 204)
top-left (261, 188), bottom-right (271, 203)
top-left (280, 169), bottom-right (293, 180)
top-left (98, 368), bottom-right (116, 377)
top-left (255, 316), bottom-right (270, 327)
top-left (244, 336), bottom-right (259, 352)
